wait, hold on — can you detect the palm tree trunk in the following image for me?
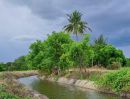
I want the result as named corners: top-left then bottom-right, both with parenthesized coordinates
top-left (75, 32), bottom-right (78, 41)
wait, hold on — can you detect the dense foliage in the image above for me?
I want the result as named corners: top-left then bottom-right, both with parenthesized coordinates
top-left (92, 35), bottom-right (126, 68)
top-left (26, 32), bottom-right (126, 73)
top-left (0, 32), bottom-right (127, 72)
top-left (0, 63), bottom-right (6, 71)
top-left (26, 32), bottom-right (73, 73)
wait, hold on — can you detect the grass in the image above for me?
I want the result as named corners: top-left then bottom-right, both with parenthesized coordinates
top-left (96, 68), bottom-right (130, 93)
top-left (0, 85), bottom-right (21, 99)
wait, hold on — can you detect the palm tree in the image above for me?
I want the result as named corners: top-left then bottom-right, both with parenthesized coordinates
top-left (64, 10), bottom-right (91, 40)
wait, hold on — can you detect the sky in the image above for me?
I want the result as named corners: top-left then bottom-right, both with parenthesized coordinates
top-left (0, 0), bottom-right (130, 62)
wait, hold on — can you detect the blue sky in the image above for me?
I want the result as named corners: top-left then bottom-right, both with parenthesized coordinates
top-left (0, 0), bottom-right (130, 62)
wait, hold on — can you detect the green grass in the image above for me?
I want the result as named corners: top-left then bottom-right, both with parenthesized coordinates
top-left (97, 68), bottom-right (130, 93)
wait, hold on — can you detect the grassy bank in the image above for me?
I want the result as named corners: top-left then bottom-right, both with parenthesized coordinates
top-left (67, 68), bottom-right (130, 92)
top-left (96, 68), bottom-right (130, 94)
top-left (40, 67), bottom-right (130, 98)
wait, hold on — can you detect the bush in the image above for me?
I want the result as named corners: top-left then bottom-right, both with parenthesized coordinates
top-left (97, 69), bottom-right (130, 92)
top-left (107, 62), bottom-right (121, 70)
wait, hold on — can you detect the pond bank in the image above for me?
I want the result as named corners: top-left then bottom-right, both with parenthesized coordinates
top-left (0, 71), bottom-right (48, 99)
top-left (39, 75), bottom-right (130, 99)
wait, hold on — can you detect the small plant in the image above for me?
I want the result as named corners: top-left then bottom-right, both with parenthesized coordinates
top-left (0, 92), bottom-right (20, 99)
top-left (88, 73), bottom-right (102, 81)
top-left (107, 62), bottom-right (121, 70)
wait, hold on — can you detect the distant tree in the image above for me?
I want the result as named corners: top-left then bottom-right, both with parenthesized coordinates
top-left (94, 34), bottom-right (107, 46)
top-left (64, 10), bottom-right (91, 40)
top-left (13, 56), bottom-right (28, 70)
top-left (0, 63), bottom-right (6, 71)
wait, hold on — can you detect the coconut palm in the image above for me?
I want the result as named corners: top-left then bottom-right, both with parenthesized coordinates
top-left (64, 10), bottom-right (92, 40)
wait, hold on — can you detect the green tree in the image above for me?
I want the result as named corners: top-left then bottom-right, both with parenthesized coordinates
top-left (26, 32), bottom-right (73, 73)
top-left (26, 40), bottom-right (43, 69)
top-left (100, 45), bottom-right (126, 67)
top-left (94, 34), bottom-right (107, 46)
top-left (126, 58), bottom-right (130, 67)
top-left (12, 56), bottom-right (28, 70)
top-left (66, 34), bottom-right (93, 72)
top-left (0, 63), bottom-right (6, 71)
top-left (92, 35), bottom-right (107, 66)
top-left (64, 10), bottom-right (91, 40)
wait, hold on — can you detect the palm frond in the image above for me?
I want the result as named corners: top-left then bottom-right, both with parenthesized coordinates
top-left (64, 10), bottom-right (92, 36)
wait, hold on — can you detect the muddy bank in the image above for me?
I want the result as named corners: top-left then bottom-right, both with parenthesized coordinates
top-left (1, 71), bottom-right (48, 99)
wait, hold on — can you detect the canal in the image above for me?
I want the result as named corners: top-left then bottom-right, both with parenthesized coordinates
top-left (18, 76), bottom-right (121, 99)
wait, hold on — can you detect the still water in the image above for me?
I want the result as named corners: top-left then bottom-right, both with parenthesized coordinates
top-left (18, 76), bottom-right (122, 99)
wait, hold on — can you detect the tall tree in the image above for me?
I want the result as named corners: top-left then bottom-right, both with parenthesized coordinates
top-left (94, 34), bottom-right (107, 46)
top-left (64, 10), bottom-right (91, 40)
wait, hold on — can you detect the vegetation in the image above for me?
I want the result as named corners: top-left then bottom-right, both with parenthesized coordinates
top-left (26, 31), bottom-right (126, 74)
top-left (0, 71), bottom-right (40, 99)
top-left (64, 10), bottom-right (91, 40)
top-left (97, 68), bottom-right (130, 93)
top-left (126, 58), bottom-right (130, 67)
top-left (26, 32), bottom-right (73, 73)
top-left (0, 85), bottom-right (20, 99)
top-left (0, 56), bottom-right (29, 72)
top-left (91, 35), bottom-right (126, 68)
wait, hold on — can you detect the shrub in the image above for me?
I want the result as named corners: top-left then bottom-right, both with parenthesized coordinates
top-left (107, 62), bottom-right (121, 70)
top-left (0, 85), bottom-right (19, 99)
top-left (97, 69), bottom-right (130, 92)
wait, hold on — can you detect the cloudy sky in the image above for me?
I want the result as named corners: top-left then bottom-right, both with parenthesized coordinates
top-left (0, 0), bottom-right (130, 62)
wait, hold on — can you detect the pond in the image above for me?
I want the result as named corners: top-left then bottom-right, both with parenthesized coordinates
top-left (18, 76), bottom-right (122, 99)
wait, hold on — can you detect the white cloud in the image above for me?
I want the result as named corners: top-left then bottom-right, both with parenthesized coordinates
top-left (11, 35), bottom-right (43, 41)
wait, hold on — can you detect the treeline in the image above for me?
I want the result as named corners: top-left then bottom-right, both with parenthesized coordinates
top-left (25, 32), bottom-right (127, 73)
top-left (0, 56), bottom-right (29, 71)
top-left (0, 32), bottom-right (130, 72)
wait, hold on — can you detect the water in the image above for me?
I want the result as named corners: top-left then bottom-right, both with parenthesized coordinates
top-left (18, 76), bottom-right (122, 99)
